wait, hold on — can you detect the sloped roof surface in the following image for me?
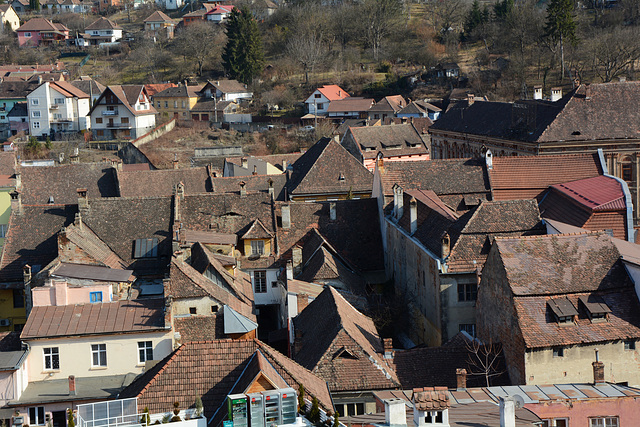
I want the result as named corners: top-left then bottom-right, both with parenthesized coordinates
top-left (117, 167), bottom-right (211, 197)
top-left (144, 10), bottom-right (174, 22)
top-left (85, 17), bottom-right (122, 30)
top-left (59, 222), bottom-right (128, 269)
top-left (345, 124), bottom-right (428, 160)
top-left (18, 17), bottom-right (69, 32)
top-left (315, 85), bottom-right (349, 101)
top-left (327, 98), bottom-right (374, 112)
top-left (549, 175), bottom-right (625, 211)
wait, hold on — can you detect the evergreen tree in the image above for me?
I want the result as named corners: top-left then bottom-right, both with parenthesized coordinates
top-left (308, 398), bottom-right (320, 425)
top-left (544, 0), bottom-right (577, 78)
top-left (29, 0), bottom-right (40, 11)
top-left (463, 0), bottom-right (489, 41)
top-left (493, 0), bottom-right (514, 22)
top-left (222, 7), bottom-right (264, 84)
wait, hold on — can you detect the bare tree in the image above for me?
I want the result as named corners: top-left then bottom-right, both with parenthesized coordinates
top-left (465, 338), bottom-right (506, 387)
top-left (285, 33), bottom-right (325, 84)
top-left (587, 27), bottom-right (640, 82)
top-left (358, 0), bottom-right (404, 61)
top-left (173, 21), bottom-right (224, 77)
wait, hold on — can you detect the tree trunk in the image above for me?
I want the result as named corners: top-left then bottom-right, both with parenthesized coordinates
top-left (560, 34), bottom-right (565, 79)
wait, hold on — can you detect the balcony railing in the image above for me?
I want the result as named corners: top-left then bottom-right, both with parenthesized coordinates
top-left (102, 110), bottom-right (118, 116)
top-left (106, 122), bottom-right (131, 128)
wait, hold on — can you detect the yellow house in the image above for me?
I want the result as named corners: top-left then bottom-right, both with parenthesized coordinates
top-left (153, 84), bottom-right (202, 120)
top-left (241, 219), bottom-right (273, 258)
top-left (0, 5), bottom-right (20, 32)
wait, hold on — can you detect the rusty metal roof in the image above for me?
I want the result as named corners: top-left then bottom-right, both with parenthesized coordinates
top-left (52, 263), bottom-right (134, 283)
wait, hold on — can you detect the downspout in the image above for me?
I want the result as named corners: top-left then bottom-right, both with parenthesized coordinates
top-left (598, 149), bottom-right (634, 241)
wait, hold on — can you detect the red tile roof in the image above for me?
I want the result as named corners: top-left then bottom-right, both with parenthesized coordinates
top-left (315, 85), bottom-right (349, 101)
top-left (413, 388), bottom-right (451, 410)
top-left (550, 175), bottom-right (625, 211)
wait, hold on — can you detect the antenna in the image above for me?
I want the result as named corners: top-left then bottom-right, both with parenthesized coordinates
top-left (512, 394), bottom-right (525, 409)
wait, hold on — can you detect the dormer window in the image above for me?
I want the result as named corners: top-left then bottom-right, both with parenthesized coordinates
top-left (548, 297), bottom-right (578, 325)
top-left (579, 295), bottom-right (611, 323)
top-left (250, 240), bottom-right (264, 256)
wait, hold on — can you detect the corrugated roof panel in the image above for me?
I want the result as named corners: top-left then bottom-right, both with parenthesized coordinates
top-left (556, 384), bottom-right (587, 399)
top-left (501, 386), bottom-right (537, 404)
top-left (537, 385), bottom-right (565, 400)
top-left (575, 384), bottom-right (606, 398)
top-left (591, 384), bottom-right (625, 398)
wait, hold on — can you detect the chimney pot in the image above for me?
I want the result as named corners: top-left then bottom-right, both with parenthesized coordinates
top-left (551, 87), bottom-right (562, 102)
top-left (533, 86), bottom-right (542, 100)
top-left (239, 181), bottom-right (246, 197)
top-left (69, 375), bottom-right (76, 396)
top-left (456, 368), bottom-right (467, 390)
top-left (286, 260), bottom-right (293, 281)
top-left (409, 197), bottom-right (417, 234)
top-left (241, 157), bottom-right (248, 169)
top-left (499, 397), bottom-right (516, 427)
top-left (252, 165), bottom-right (257, 175)
top-left (268, 178), bottom-right (274, 196)
top-left (384, 399), bottom-right (406, 427)
top-left (10, 190), bottom-right (22, 215)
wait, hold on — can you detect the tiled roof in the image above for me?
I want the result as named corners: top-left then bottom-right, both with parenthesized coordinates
top-left (50, 81), bottom-right (90, 99)
top-left (0, 80), bottom-right (40, 99)
top-left (92, 85), bottom-right (156, 117)
top-left (70, 79), bottom-right (106, 97)
top-left (117, 167), bottom-right (212, 197)
top-left (494, 232), bottom-right (632, 296)
top-left (241, 218), bottom-right (273, 239)
top-left (327, 98), bottom-right (375, 113)
top-left (18, 17), bottom-right (69, 32)
top-left (368, 95), bottom-right (406, 113)
top-left (210, 174), bottom-right (288, 201)
top-left (293, 287), bottom-right (399, 391)
top-left (549, 175), bottom-right (625, 211)
top-left (413, 388), bottom-right (450, 410)
top-left (59, 222), bottom-right (128, 269)
top-left (21, 298), bottom-right (167, 339)
top-left (225, 153), bottom-right (302, 172)
top-left (19, 163), bottom-right (118, 205)
top-left (0, 204), bottom-right (76, 284)
top-left (155, 84), bottom-right (203, 99)
top-left (144, 83), bottom-right (177, 97)
top-left (489, 153), bottom-right (603, 201)
top-left (144, 10), bottom-right (175, 23)
top-left (315, 85), bottom-right (349, 101)
top-left (344, 124), bottom-right (428, 160)
top-left (174, 315), bottom-right (224, 342)
top-left (208, 79), bottom-right (249, 94)
top-left (85, 17), bottom-right (122, 31)
top-left (119, 340), bottom-right (333, 420)
top-left (297, 245), bottom-right (365, 294)
top-left (0, 151), bottom-right (16, 176)
top-left (286, 137), bottom-right (373, 196)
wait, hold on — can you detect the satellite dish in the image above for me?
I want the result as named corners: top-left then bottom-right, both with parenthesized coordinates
top-left (512, 394), bottom-right (525, 409)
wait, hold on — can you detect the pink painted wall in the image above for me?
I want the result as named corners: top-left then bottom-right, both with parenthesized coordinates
top-left (525, 397), bottom-right (640, 425)
top-left (364, 154), bottom-right (430, 172)
top-left (32, 280), bottom-right (112, 307)
top-left (17, 32), bottom-right (42, 47)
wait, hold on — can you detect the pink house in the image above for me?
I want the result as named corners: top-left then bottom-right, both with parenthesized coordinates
top-left (17, 17), bottom-right (69, 47)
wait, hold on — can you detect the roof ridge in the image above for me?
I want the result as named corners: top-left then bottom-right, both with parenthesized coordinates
top-left (495, 230), bottom-right (604, 241)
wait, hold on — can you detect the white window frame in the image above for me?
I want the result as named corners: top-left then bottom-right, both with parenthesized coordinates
top-left (31, 98), bottom-right (38, 105)
top-left (251, 240), bottom-right (265, 256)
top-left (28, 407), bottom-right (45, 426)
top-left (43, 347), bottom-right (59, 370)
top-left (590, 417), bottom-right (619, 427)
top-left (138, 341), bottom-right (153, 364)
top-left (32, 111), bottom-right (41, 118)
top-left (91, 343), bottom-right (107, 367)
top-left (254, 270), bottom-right (267, 293)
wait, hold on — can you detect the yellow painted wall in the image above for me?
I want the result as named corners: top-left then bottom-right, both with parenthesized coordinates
top-left (154, 95), bottom-right (198, 120)
top-left (0, 187), bottom-right (12, 248)
top-left (0, 289), bottom-right (26, 332)
top-left (243, 239), bottom-right (271, 256)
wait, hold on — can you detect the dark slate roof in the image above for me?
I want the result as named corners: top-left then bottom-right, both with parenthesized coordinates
top-left (117, 167), bottom-right (212, 197)
top-left (69, 79), bottom-right (106, 97)
top-left (51, 263), bottom-right (133, 282)
top-left (119, 340), bottom-right (333, 421)
top-left (286, 137), bottom-right (373, 196)
top-left (344, 123), bottom-right (428, 160)
top-left (19, 163), bottom-right (118, 205)
top-left (0, 204), bottom-right (76, 284)
top-left (0, 80), bottom-right (40, 99)
top-left (210, 174), bottom-right (288, 201)
top-left (293, 287), bottom-right (399, 392)
top-left (7, 102), bottom-right (27, 118)
top-left (494, 232), bottom-right (631, 296)
top-left (21, 298), bottom-right (166, 339)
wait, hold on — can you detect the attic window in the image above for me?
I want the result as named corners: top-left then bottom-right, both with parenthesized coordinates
top-left (334, 347), bottom-right (358, 360)
top-left (571, 131), bottom-right (581, 135)
top-left (579, 295), bottom-right (611, 323)
top-left (548, 297), bottom-right (577, 325)
top-left (338, 173), bottom-right (345, 181)
top-left (134, 238), bottom-right (158, 258)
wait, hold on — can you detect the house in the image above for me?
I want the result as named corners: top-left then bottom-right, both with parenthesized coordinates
top-left (7, 102), bottom-right (28, 136)
top-left (88, 85), bottom-right (157, 140)
top-left (98, 0), bottom-right (119, 13)
top-left (367, 95), bottom-right (407, 122)
top-left (152, 83), bottom-right (203, 120)
top-left (478, 231), bottom-right (640, 386)
top-left (69, 77), bottom-right (106, 106)
top-left (432, 62), bottom-right (461, 80)
top-left (305, 85), bottom-right (349, 115)
top-left (201, 79), bottom-right (253, 103)
top-left (292, 286), bottom-right (399, 416)
top-left (143, 11), bottom-right (176, 39)
top-left (10, 0), bottom-right (28, 14)
top-left (156, 0), bottom-right (183, 10)
top-left (397, 100), bottom-right (441, 121)
top-left (190, 99), bottom-right (237, 122)
top-left (119, 339), bottom-right (334, 426)
top-left (341, 123), bottom-right (430, 171)
top-left (0, 332), bottom-right (28, 409)
top-left (181, 8), bottom-right (208, 26)
top-left (59, 0), bottom-right (90, 13)
top-left (0, 80), bottom-right (40, 138)
top-left (326, 97), bottom-right (375, 119)
top-left (16, 18), bottom-right (69, 47)
top-left (80, 17), bottom-right (123, 46)
top-left (285, 137), bottom-right (373, 202)
top-left (204, 4), bottom-right (234, 22)
top-left (0, 5), bottom-right (20, 32)
top-left (26, 81), bottom-right (91, 138)
top-left (429, 82), bottom-right (640, 226)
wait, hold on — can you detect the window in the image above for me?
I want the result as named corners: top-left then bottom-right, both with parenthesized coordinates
top-left (121, 117), bottom-right (129, 124)
top-left (91, 344), bottom-right (107, 367)
top-left (138, 341), bottom-right (153, 363)
top-left (96, 117), bottom-right (103, 124)
top-left (44, 347), bottom-right (59, 370)
top-left (314, 93), bottom-right (321, 98)
top-left (457, 283), bottom-right (477, 301)
top-left (164, 101), bottom-right (168, 108)
top-left (254, 270), bottom-right (267, 293)
top-left (89, 291), bottom-right (102, 303)
top-left (316, 103), bottom-right (324, 110)
top-left (31, 99), bottom-right (38, 105)
top-left (211, 305), bottom-right (218, 313)
top-left (272, 281), bottom-right (278, 288)
top-left (174, 101), bottom-right (178, 108)
top-left (32, 111), bottom-right (40, 118)
top-left (181, 101), bottom-right (185, 108)
top-left (33, 121), bottom-right (40, 129)
top-left (134, 238), bottom-right (158, 258)
top-left (24, 32), bottom-right (32, 37)
top-left (553, 347), bottom-right (564, 358)
top-left (459, 324), bottom-right (476, 337)
top-left (624, 340), bottom-right (636, 350)
top-left (54, 98), bottom-right (65, 105)
top-left (13, 288), bottom-right (24, 308)
top-left (28, 407), bottom-right (45, 425)
top-left (96, 130), bottom-right (104, 137)
top-left (251, 240), bottom-right (265, 255)
top-left (590, 417), bottom-right (619, 427)
top-left (622, 162), bottom-right (633, 182)
top-left (189, 307), bottom-right (197, 315)
top-left (0, 224), bottom-right (7, 238)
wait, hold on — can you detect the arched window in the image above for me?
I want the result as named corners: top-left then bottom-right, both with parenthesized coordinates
top-left (621, 156), bottom-right (633, 182)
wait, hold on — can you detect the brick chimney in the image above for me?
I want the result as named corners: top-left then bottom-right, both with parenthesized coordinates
top-left (383, 338), bottom-right (393, 359)
top-left (384, 399), bottom-right (406, 427)
top-left (499, 396), bottom-right (516, 427)
top-left (10, 190), bottom-right (22, 215)
top-left (239, 181), bottom-right (246, 197)
top-left (456, 368), bottom-right (467, 390)
top-left (593, 349), bottom-right (605, 384)
top-left (15, 172), bottom-right (21, 190)
top-left (442, 233), bottom-right (451, 258)
top-left (376, 152), bottom-right (384, 172)
top-left (69, 375), bottom-right (76, 396)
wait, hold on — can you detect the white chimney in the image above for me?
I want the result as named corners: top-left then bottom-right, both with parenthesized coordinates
top-left (393, 184), bottom-right (404, 221)
top-left (384, 399), bottom-right (406, 427)
top-left (282, 205), bottom-right (291, 229)
top-left (551, 87), bottom-right (562, 102)
top-left (533, 86), bottom-right (542, 100)
top-left (329, 202), bottom-right (336, 221)
top-left (286, 260), bottom-right (293, 281)
top-left (409, 197), bottom-right (417, 234)
top-left (485, 149), bottom-right (493, 170)
top-left (499, 397), bottom-right (516, 427)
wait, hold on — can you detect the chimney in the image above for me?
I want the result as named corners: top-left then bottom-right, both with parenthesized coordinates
top-left (53, 279), bottom-right (68, 306)
top-left (499, 397), bottom-right (516, 427)
top-left (383, 399), bottom-right (406, 427)
top-left (585, 83), bottom-right (591, 100)
top-left (69, 375), bottom-right (76, 396)
top-left (77, 188), bottom-right (89, 215)
top-left (292, 245), bottom-right (302, 276)
top-left (442, 233), bottom-right (451, 258)
top-left (175, 182), bottom-right (185, 199)
top-left (74, 212), bottom-right (83, 231)
top-left (252, 165), bottom-right (257, 175)
top-left (485, 149), bottom-right (493, 170)
top-left (268, 178), bottom-right (274, 197)
top-left (286, 260), bottom-right (293, 281)
top-left (329, 202), bottom-right (336, 221)
top-left (23, 264), bottom-right (31, 285)
top-left (38, 75), bottom-right (42, 85)
top-left (551, 87), bottom-right (562, 102)
top-left (383, 338), bottom-right (393, 359)
top-left (593, 349), bottom-right (605, 384)
top-left (173, 153), bottom-right (179, 169)
top-left (281, 204), bottom-right (291, 229)
top-left (15, 172), bottom-right (21, 189)
top-left (467, 93), bottom-right (474, 106)
top-left (10, 190), bottom-right (22, 215)
top-left (533, 85), bottom-right (542, 100)
top-left (409, 197), bottom-right (417, 234)
top-left (456, 368), bottom-right (467, 391)
top-left (70, 147), bottom-right (79, 164)
top-left (241, 157), bottom-right (248, 169)
top-left (393, 185), bottom-right (403, 221)
top-left (619, 76), bottom-right (627, 82)
top-left (376, 152), bottom-right (384, 172)
top-left (282, 160), bottom-right (287, 171)
top-left (239, 181), bottom-right (246, 197)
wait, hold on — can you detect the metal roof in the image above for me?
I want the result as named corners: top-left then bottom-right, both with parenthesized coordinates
top-left (52, 263), bottom-right (134, 282)
top-left (223, 305), bottom-right (258, 334)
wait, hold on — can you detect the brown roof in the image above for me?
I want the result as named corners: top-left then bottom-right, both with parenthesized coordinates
top-left (413, 388), bottom-right (451, 410)
top-left (369, 95), bottom-right (407, 113)
top-left (91, 85), bottom-right (156, 117)
top-left (144, 83), bottom-right (177, 97)
top-left (210, 174), bottom-right (288, 200)
top-left (207, 79), bottom-right (249, 94)
top-left (293, 286), bottom-right (399, 391)
top-left (19, 163), bottom-right (118, 205)
top-left (287, 137), bottom-right (373, 196)
top-left (327, 98), bottom-right (375, 113)
top-left (225, 153), bottom-right (303, 172)
top-left (119, 339), bottom-right (334, 421)
top-left (144, 10), bottom-right (175, 23)
top-left (18, 17), bottom-right (69, 33)
top-left (174, 315), bottom-right (224, 342)
top-left (155, 84), bottom-right (203, 99)
top-left (59, 222), bottom-right (128, 269)
top-left (117, 167), bottom-right (211, 197)
top-left (85, 17), bottom-right (122, 31)
top-left (21, 298), bottom-right (167, 339)
top-left (344, 124), bottom-right (429, 160)
top-left (489, 153), bottom-right (603, 201)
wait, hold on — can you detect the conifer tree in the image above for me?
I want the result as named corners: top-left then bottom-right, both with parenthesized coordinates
top-left (222, 7), bottom-right (264, 84)
top-left (544, 0), bottom-right (577, 78)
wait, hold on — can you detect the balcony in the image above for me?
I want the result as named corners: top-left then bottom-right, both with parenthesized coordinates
top-left (102, 110), bottom-right (118, 116)
top-left (106, 122), bottom-right (132, 128)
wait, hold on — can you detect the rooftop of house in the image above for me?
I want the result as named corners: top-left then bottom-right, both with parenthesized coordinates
top-left (144, 83), bottom-right (177, 97)
top-left (144, 10), bottom-right (175, 23)
top-left (21, 298), bottom-right (167, 340)
top-left (293, 286), bottom-right (400, 392)
top-left (85, 17), bottom-right (122, 31)
top-left (116, 166), bottom-right (212, 197)
top-left (91, 85), bottom-right (156, 117)
top-left (224, 153), bottom-right (303, 172)
top-left (119, 339), bottom-right (334, 422)
top-left (344, 123), bottom-right (428, 160)
top-left (311, 85), bottom-right (349, 101)
top-left (50, 262), bottom-right (134, 282)
top-left (58, 221), bottom-right (129, 270)
top-left (0, 332), bottom-right (26, 371)
top-left (70, 78), bottom-right (106, 97)
top-left (205, 79), bottom-right (250, 94)
top-left (154, 84), bottom-right (203, 99)
top-left (17, 17), bottom-right (69, 33)
top-left (489, 152), bottom-right (604, 201)
top-left (326, 97), bottom-right (375, 113)
top-left (210, 174), bottom-right (288, 200)
top-left (548, 175), bottom-right (625, 211)
top-left (286, 137), bottom-right (373, 196)
top-left (0, 80), bottom-right (40, 99)
top-left (47, 81), bottom-right (90, 99)
top-left (368, 95), bottom-right (407, 113)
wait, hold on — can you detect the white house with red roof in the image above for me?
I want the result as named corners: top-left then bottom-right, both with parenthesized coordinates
top-left (26, 81), bottom-right (91, 137)
top-left (305, 85), bottom-right (349, 115)
top-left (205, 4), bottom-right (234, 22)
